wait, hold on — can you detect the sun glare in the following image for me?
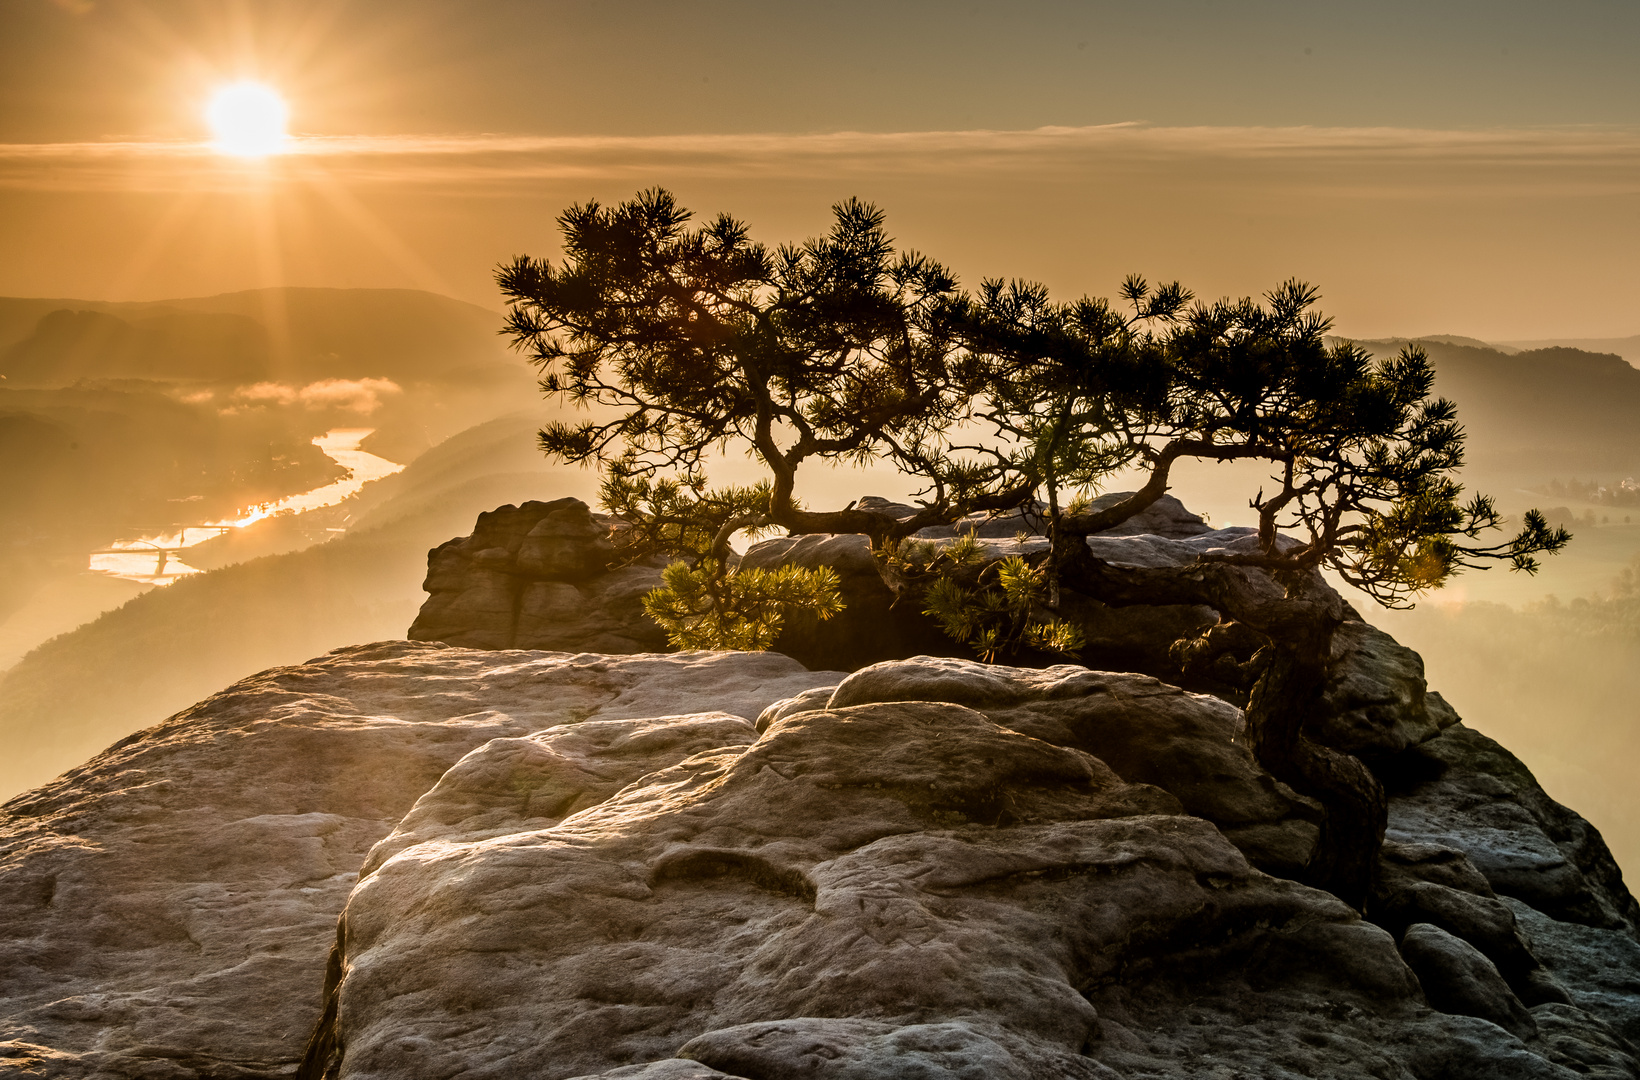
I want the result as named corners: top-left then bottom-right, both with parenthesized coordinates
top-left (205, 82), bottom-right (289, 157)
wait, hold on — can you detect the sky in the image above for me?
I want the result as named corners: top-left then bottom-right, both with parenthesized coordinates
top-left (1, 0), bottom-right (1638, 339)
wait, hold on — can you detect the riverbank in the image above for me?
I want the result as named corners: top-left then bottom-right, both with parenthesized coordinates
top-left (89, 428), bottom-right (404, 585)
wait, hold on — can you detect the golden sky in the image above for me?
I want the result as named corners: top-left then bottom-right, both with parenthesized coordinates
top-left (2, 0), bottom-right (1638, 339)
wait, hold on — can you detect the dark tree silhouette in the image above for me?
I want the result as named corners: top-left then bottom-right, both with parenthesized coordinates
top-left (962, 279), bottom-right (1569, 905)
top-left (497, 189), bottom-right (1025, 646)
top-left (501, 189), bottom-right (1568, 908)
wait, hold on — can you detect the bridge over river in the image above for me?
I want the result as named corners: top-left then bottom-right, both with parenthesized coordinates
top-left (86, 429), bottom-right (403, 585)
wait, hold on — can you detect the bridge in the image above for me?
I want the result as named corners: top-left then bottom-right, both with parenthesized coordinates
top-left (86, 525), bottom-right (234, 556)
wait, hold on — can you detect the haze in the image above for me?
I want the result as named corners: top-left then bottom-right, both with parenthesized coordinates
top-left (2, 1), bottom-right (1638, 874)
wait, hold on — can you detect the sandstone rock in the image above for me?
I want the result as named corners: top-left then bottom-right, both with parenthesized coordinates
top-left (1530, 1003), bottom-right (1640, 1080)
top-left (3, 622), bottom-right (1634, 1077)
top-left (1372, 839), bottom-right (1570, 1007)
top-left (676, 1018), bottom-right (1120, 1080)
top-left (823, 655), bottom-right (1321, 875)
top-left (1386, 724), bottom-right (1640, 934)
top-left (567, 1063), bottom-right (746, 1080)
top-left (406, 498), bottom-right (1457, 779)
top-left (288, 658), bottom-right (1640, 1079)
top-left (1401, 922), bottom-right (1538, 1038)
top-left (739, 523), bottom-right (1223, 676)
top-left (307, 709), bottom-right (1406, 1080)
top-left (906, 492), bottom-right (1212, 541)
top-left (1317, 620), bottom-right (1461, 757)
top-left (738, 531), bottom-right (954, 671)
top-left (760, 501), bottom-right (1230, 676)
top-left (409, 498), bottom-right (670, 653)
top-left (1508, 897), bottom-right (1640, 1047)
top-left (0, 643), bottom-right (842, 1080)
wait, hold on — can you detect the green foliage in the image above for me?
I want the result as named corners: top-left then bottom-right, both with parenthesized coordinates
top-left (642, 560), bottom-right (843, 651)
top-left (597, 459), bottom-right (783, 562)
top-left (506, 190), bottom-right (1568, 664)
top-left (500, 187), bottom-right (1037, 652)
top-left (892, 536), bottom-right (1085, 662)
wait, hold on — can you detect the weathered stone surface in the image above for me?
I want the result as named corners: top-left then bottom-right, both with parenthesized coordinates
top-left (409, 498), bottom-right (670, 653)
top-left (905, 492), bottom-right (1212, 541)
top-left (1508, 897), bottom-right (1640, 1047)
top-left (0, 643), bottom-right (842, 1080)
top-left (406, 497), bottom-right (1460, 777)
top-left (3, 630), bottom-right (1636, 1077)
top-left (310, 707), bottom-right (1411, 1080)
top-left (1401, 922), bottom-right (1538, 1038)
top-left (740, 500), bottom-right (1224, 674)
top-left (1531, 1003), bottom-right (1640, 1080)
top-left (739, 531), bottom-right (955, 670)
top-left (1386, 724), bottom-right (1640, 934)
top-left (567, 1063), bottom-right (745, 1080)
top-left (1318, 619), bottom-right (1461, 757)
top-left (1372, 839), bottom-right (1570, 1007)
top-left (824, 655), bottom-right (1321, 875)
top-left (289, 657), bottom-right (1640, 1079)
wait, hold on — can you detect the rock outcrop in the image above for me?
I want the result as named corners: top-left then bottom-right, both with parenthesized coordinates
top-left (290, 655), bottom-right (1637, 1080)
top-left (0, 644), bottom-right (841, 1079)
top-left (737, 494), bottom-right (1223, 673)
top-left (5, 636), bottom-right (1631, 1078)
top-left (4, 493), bottom-right (1636, 1079)
top-left (405, 496), bottom-right (1450, 753)
top-left (408, 498), bottom-right (670, 653)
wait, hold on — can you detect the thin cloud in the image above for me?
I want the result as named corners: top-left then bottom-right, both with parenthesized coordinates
top-left (224, 378), bottom-right (401, 415)
top-left (3, 124), bottom-right (1639, 194)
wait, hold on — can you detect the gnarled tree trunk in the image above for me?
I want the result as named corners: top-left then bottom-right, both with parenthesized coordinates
top-left (1057, 541), bottom-right (1387, 910)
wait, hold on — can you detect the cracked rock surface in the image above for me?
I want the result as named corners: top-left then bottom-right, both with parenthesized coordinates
top-left (0, 643), bottom-right (840, 1079)
top-left (2, 636), bottom-right (1638, 1079)
top-left (299, 656), bottom-right (1640, 1080)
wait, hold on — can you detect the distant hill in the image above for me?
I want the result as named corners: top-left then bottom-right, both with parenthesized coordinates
top-left (0, 413), bottom-right (595, 802)
top-left (0, 288), bottom-right (535, 634)
top-left (1498, 334), bottom-right (1640, 368)
top-left (1407, 334), bottom-right (1519, 354)
top-left (1346, 337), bottom-right (1640, 474)
top-left (0, 287), bottom-right (517, 386)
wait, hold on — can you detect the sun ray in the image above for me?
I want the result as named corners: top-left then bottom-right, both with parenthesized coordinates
top-left (294, 160), bottom-right (458, 297)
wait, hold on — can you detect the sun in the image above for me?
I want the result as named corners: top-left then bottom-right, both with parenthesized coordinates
top-left (205, 82), bottom-right (290, 157)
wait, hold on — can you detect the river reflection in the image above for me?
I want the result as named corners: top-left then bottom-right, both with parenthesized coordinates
top-left (89, 429), bottom-right (405, 585)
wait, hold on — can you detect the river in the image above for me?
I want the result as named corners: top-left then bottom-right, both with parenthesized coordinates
top-left (89, 428), bottom-right (405, 585)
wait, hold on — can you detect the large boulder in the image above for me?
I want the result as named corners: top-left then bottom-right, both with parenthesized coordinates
top-left (2, 645), bottom-right (1637, 1079)
top-left (0, 643), bottom-right (842, 1079)
top-left (408, 498), bottom-right (670, 653)
top-left (821, 655), bottom-right (1321, 876)
top-left (284, 655), bottom-right (1640, 1080)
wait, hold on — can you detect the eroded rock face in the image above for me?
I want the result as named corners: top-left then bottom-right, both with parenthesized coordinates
top-left (739, 495), bottom-right (1223, 674)
top-left (310, 711), bottom-right (1379, 1080)
top-left (0, 643), bottom-right (842, 1080)
top-left (287, 655), bottom-right (1640, 1080)
top-left (405, 498), bottom-right (1458, 776)
top-left (1319, 620), bottom-right (1462, 757)
top-left (1385, 724), bottom-right (1640, 935)
top-left (408, 498), bottom-right (670, 653)
top-left (4, 612), bottom-right (1636, 1076)
top-left (821, 655), bottom-right (1321, 876)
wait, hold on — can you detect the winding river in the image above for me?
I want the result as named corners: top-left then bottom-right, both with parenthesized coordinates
top-left (89, 429), bottom-right (405, 585)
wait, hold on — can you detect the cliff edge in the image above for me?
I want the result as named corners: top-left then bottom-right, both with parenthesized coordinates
top-left (1, 497), bottom-right (1636, 1079)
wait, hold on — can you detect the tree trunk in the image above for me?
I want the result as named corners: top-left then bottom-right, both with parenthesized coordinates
top-left (1057, 540), bottom-right (1387, 910)
top-left (1243, 635), bottom-right (1387, 910)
